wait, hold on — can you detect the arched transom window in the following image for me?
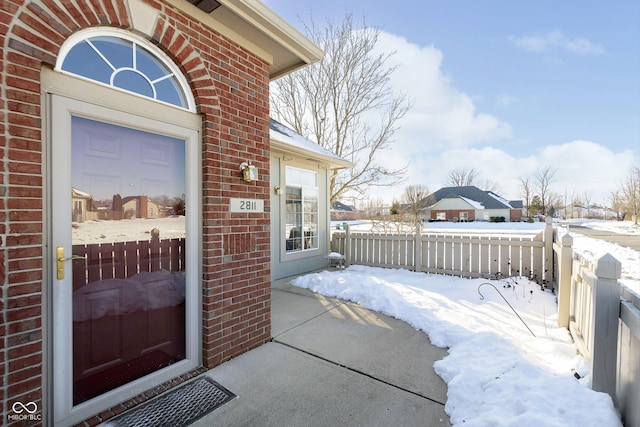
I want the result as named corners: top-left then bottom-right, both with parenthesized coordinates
top-left (56, 28), bottom-right (195, 111)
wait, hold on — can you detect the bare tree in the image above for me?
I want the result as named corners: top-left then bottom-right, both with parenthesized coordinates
top-left (401, 184), bottom-right (431, 222)
top-left (520, 177), bottom-right (533, 219)
top-left (560, 187), bottom-right (570, 219)
top-left (609, 191), bottom-right (623, 220)
top-left (534, 166), bottom-right (557, 215)
top-left (571, 195), bottom-right (584, 219)
top-left (447, 168), bottom-right (479, 187)
top-left (479, 179), bottom-right (502, 193)
top-left (362, 197), bottom-right (387, 219)
top-left (270, 14), bottom-right (412, 203)
top-left (583, 190), bottom-right (593, 219)
top-left (620, 166), bottom-right (640, 224)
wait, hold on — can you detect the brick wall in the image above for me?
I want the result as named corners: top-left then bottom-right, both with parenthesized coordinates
top-left (430, 209), bottom-right (475, 221)
top-left (510, 209), bottom-right (523, 222)
top-left (1, 0), bottom-right (271, 424)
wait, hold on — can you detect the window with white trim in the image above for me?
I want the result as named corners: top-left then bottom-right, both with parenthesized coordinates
top-left (56, 29), bottom-right (194, 111)
top-left (285, 166), bottom-right (319, 253)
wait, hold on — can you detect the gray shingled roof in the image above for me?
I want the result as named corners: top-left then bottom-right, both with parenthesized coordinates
top-left (332, 201), bottom-right (356, 212)
top-left (427, 186), bottom-right (517, 209)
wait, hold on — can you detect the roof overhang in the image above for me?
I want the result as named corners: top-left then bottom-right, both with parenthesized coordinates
top-left (431, 196), bottom-right (478, 210)
top-left (170, 0), bottom-right (323, 79)
top-left (270, 138), bottom-right (354, 170)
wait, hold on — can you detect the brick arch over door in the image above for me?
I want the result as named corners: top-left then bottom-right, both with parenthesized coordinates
top-left (1, 0), bottom-right (272, 417)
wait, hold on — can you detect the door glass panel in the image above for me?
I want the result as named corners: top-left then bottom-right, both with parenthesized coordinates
top-left (70, 116), bottom-right (186, 405)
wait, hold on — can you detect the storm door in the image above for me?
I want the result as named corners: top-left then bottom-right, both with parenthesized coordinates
top-left (51, 94), bottom-right (200, 425)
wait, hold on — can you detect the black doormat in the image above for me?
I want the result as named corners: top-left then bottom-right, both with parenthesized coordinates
top-left (100, 377), bottom-right (236, 427)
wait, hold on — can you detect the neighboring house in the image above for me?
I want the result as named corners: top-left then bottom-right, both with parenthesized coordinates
top-left (270, 119), bottom-right (353, 280)
top-left (71, 187), bottom-right (96, 223)
top-left (121, 195), bottom-right (161, 219)
top-left (425, 186), bottom-right (523, 222)
top-left (1, 1), bottom-right (325, 425)
top-left (331, 201), bottom-right (358, 221)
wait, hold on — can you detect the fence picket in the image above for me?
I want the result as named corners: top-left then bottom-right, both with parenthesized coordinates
top-left (72, 238), bottom-right (186, 287)
top-left (331, 228), bottom-right (546, 283)
top-left (150, 236), bottom-right (160, 271)
top-left (500, 238), bottom-right (511, 277)
top-left (435, 236), bottom-right (445, 270)
top-left (427, 235), bottom-right (436, 273)
top-left (532, 231), bottom-right (544, 283)
top-left (72, 245), bottom-right (88, 291)
top-left (521, 240), bottom-right (532, 280)
top-left (100, 242), bottom-right (115, 280)
top-left (114, 241), bottom-right (126, 279)
top-left (87, 244), bottom-right (101, 284)
top-left (489, 238), bottom-right (500, 277)
top-left (124, 241), bottom-right (138, 278)
top-left (169, 239), bottom-right (179, 271)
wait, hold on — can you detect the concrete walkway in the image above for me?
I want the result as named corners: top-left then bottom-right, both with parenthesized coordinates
top-left (193, 277), bottom-right (450, 426)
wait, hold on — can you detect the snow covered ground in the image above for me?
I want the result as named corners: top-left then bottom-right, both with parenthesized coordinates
top-left (556, 222), bottom-right (639, 295)
top-left (293, 268), bottom-right (621, 427)
top-left (299, 219), bottom-right (639, 426)
top-left (72, 216), bottom-right (186, 244)
top-left (568, 218), bottom-right (640, 236)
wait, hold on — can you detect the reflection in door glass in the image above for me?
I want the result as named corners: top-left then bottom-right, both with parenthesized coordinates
top-left (70, 117), bottom-right (187, 404)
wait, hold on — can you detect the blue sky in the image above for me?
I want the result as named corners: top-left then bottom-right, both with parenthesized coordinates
top-left (264, 0), bottom-right (640, 205)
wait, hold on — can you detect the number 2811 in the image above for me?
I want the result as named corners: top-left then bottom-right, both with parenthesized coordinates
top-left (240, 200), bottom-right (257, 210)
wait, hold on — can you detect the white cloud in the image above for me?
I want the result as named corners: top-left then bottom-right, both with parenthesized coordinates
top-left (364, 140), bottom-right (636, 206)
top-left (508, 30), bottom-right (605, 55)
top-left (537, 140), bottom-right (636, 196)
top-left (374, 32), bottom-right (512, 149)
top-left (355, 33), bottom-right (630, 206)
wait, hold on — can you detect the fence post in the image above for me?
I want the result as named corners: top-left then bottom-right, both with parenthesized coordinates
top-left (344, 224), bottom-right (351, 268)
top-left (590, 253), bottom-right (622, 400)
top-left (415, 222), bottom-right (422, 272)
top-left (544, 217), bottom-right (553, 290)
top-left (556, 233), bottom-right (573, 328)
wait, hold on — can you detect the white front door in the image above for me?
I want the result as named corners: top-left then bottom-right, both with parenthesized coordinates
top-left (50, 94), bottom-right (200, 425)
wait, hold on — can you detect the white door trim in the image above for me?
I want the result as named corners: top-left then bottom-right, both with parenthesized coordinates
top-left (46, 81), bottom-right (202, 426)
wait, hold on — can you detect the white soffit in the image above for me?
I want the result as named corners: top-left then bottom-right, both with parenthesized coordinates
top-left (171, 0), bottom-right (323, 79)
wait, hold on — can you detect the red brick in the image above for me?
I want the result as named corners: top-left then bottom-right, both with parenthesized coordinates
top-left (8, 375), bottom-right (42, 398)
top-left (7, 341), bottom-right (41, 360)
top-left (8, 353), bottom-right (42, 373)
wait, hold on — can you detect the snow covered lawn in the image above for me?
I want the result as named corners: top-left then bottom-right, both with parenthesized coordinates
top-left (292, 267), bottom-right (622, 426)
top-left (72, 216), bottom-right (186, 244)
top-left (557, 223), bottom-right (640, 295)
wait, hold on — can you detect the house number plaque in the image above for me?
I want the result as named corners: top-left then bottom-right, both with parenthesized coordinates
top-left (230, 198), bottom-right (264, 213)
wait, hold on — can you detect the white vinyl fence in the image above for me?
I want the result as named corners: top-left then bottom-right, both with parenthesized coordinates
top-left (554, 234), bottom-right (640, 427)
top-left (331, 219), bottom-right (554, 286)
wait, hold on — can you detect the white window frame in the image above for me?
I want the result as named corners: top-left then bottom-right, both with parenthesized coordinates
top-left (282, 165), bottom-right (320, 259)
top-left (43, 64), bottom-right (202, 426)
